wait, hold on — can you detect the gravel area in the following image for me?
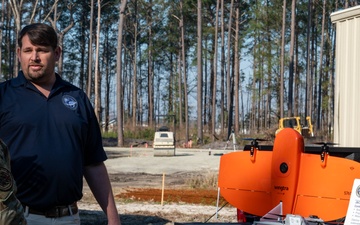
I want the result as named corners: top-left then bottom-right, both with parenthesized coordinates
top-left (79, 147), bottom-right (240, 224)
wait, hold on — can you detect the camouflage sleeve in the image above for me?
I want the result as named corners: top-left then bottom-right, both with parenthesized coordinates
top-left (0, 139), bottom-right (26, 225)
top-left (0, 139), bottom-right (15, 201)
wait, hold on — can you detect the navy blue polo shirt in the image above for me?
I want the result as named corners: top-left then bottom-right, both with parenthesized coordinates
top-left (0, 71), bottom-right (107, 210)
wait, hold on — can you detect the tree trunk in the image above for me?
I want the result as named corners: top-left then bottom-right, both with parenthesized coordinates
top-left (265, 0), bottom-right (271, 129)
top-left (104, 27), bottom-right (110, 132)
top-left (280, 0), bottom-right (286, 118)
top-left (180, 0), bottom-right (189, 143)
top-left (132, 0), bottom-right (138, 129)
top-left (294, 33), bottom-right (299, 116)
top-left (328, 27), bottom-right (335, 138)
top-left (317, 0), bottom-right (326, 129)
top-left (148, 0), bottom-right (154, 128)
top-left (79, 4), bottom-right (87, 90)
top-left (234, 5), bottom-right (240, 136)
top-left (288, 0), bottom-right (296, 117)
top-left (40, 2), bottom-right (76, 93)
top-left (220, 0), bottom-right (225, 135)
top-left (226, 0), bottom-right (234, 139)
top-left (305, 0), bottom-right (312, 118)
top-left (204, 39), bottom-right (208, 128)
top-left (196, 0), bottom-right (203, 144)
top-left (116, 0), bottom-right (127, 146)
top-left (312, 4), bottom-right (318, 126)
top-left (0, 0), bottom-right (4, 79)
top-left (211, 0), bottom-right (220, 141)
top-left (251, 49), bottom-right (257, 133)
top-left (28, 0), bottom-right (39, 23)
top-left (87, 0), bottom-right (94, 97)
top-left (9, 0), bottom-right (21, 77)
top-left (94, 0), bottom-right (102, 122)
top-left (178, 47), bottom-right (183, 132)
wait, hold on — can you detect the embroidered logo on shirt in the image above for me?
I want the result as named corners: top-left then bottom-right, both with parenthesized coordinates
top-left (62, 95), bottom-right (78, 110)
top-left (0, 167), bottom-right (13, 191)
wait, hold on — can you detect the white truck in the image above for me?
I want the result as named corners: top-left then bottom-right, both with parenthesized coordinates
top-left (153, 127), bottom-right (175, 157)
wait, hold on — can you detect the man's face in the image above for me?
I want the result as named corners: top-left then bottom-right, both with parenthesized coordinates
top-left (17, 34), bottom-right (61, 83)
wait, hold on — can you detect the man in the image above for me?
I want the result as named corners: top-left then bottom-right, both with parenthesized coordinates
top-left (0, 23), bottom-right (121, 225)
top-left (0, 139), bottom-right (26, 225)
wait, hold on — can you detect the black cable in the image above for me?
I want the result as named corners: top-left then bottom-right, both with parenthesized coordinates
top-left (204, 202), bottom-right (229, 223)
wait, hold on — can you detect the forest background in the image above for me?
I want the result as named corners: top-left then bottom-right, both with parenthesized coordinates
top-left (2, 0), bottom-right (358, 146)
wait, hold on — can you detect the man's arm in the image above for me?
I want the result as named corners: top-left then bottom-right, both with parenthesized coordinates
top-left (84, 162), bottom-right (121, 225)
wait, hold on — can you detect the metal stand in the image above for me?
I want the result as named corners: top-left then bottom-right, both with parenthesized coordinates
top-left (224, 131), bottom-right (237, 151)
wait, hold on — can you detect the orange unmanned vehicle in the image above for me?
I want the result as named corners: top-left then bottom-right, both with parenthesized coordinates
top-left (218, 128), bottom-right (360, 222)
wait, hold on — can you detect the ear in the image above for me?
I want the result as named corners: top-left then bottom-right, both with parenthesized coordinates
top-left (54, 46), bottom-right (62, 61)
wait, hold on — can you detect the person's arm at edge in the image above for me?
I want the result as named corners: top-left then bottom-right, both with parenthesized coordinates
top-left (84, 162), bottom-right (121, 225)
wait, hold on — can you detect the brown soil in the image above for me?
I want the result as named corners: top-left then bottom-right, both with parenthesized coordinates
top-left (79, 139), bottom-right (240, 224)
top-left (80, 185), bottom-right (237, 225)
top-left (116, 188), bottom-right (227, 206)
top-left (80, 173), bottom-right (238, 224)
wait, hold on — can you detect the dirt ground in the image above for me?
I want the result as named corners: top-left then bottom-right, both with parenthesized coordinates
top-left (79, 174), bottom-right (236, 225)
top-left (80, 172), bottom-right (239, 225)
top-left (78, 139), bottom-right (240, 224)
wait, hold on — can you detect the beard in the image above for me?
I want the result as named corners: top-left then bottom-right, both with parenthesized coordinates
top-left (23, 64), bottom-right (50, 83)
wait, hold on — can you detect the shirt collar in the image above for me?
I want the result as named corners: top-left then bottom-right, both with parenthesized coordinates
top-left (11, 71), bottom-right (28, 87)
top-left (11, 71), bottom-right (71, 91)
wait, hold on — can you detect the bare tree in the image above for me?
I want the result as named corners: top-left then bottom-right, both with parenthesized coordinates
top-left (305, 0), bottom-right (312, 119)
top-left (177, 48), bottom-right (183, 131)
top-left (280, 0), bottom-right (286, 118)
top-left (0, 0), bottom-right (5, 79)
top-left (294, 32), bottom-right (299, 117)
top-left (147, 0), bottom-right (154, 128)
top-left (104, 26), bottom-right (111, 132)
top-left (220, 0), bottom-right (225, 135)
top-left (226, 0), bottom-right (234, 138)
top-left (197, 0), bottom-right (203, 143)
top-left (173, 12), bottom-right (183, 133)
top-left (132, 0), bottom-right (139, 129)
top-left (87, 0), bottom-right (94, 97)
top-left (211, 0), bottom-right (220, 141)
top-left (8, 0), bottom-right (23, 77)
top-left (94, 0), bottom-right (101, 122)
top-left (178, 0), bottom-right (189, 144)
top-left (317, 0), bottom-right (326, 129)
top-left (116, 0), bottom-right (127, 146)
top-left (47, 2), bottom-right (74, 75)
top-left (288, 0), bottom-right (296, 117)
top-left (234, 4), bottom-right (240, 136)
top-left (327, 21), bottom-right (335, 138)
top-left (29, 0), bottom-right (39, 23)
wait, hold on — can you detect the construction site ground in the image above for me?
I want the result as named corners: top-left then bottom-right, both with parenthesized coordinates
top-left (79, 145), bottom-right (242, 225)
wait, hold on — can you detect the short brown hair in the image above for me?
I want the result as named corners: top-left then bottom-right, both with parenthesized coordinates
top-left (18, 23), bottom-right (58, 50)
